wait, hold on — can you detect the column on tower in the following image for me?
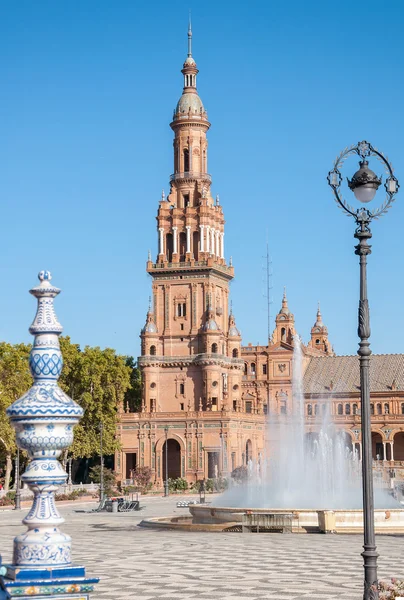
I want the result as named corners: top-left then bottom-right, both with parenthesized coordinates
top-left (173, 226), bottom-right (178, 254)
top-left (200, 224), bottom-right (205, 252)
top-left (186, 225), bottom-right (191, 254)
top-left (159, 228), bottom-right (164, 257)
top-left (206, 226), bottom-right (210, 253)
top-left (215, 230), bottom-right (220, 258)
top-left (220, 232), bottom-right (225, 259)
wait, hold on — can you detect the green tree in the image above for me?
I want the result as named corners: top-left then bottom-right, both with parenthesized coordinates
top-left (67, 345), bottom-right (131, 459)
top-left (0, 342), bottom-right (32, 491)
top-left (123, 356), bottom-right (142, 412)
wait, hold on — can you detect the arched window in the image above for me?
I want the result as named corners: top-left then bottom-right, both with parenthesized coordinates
top-left (251, 363), bottom-right (256, 375)
top-left (179, 232), bottom-right (187, 262)
top-left (177, 303), bottom-right (187, 317)
top-left (371, 403), bottom-right (374, 415)
top-left (337, 403), bottom-right (343, 415)
top-left (262, 364), bottom-right (267, 375)
top-left (316, 338), bottom-right (320, 345)
top-left (401, 403), bottom-right (404, 415)
top-left (384, 403), bottom-right (389, 415)
top-left (211, 343), bottom-right (218, 354)
top-left (150, 345), bottom-right (156, 356)
top-left (307, 404), bottom-right (312, 416)
top-left (345, 403), bottom-right (351, 415)
top-left (314, 404), bottom-right (319, 415)
top-left (183, 148), bottom-right (189, 172)
top-left (232, 348), bottom-right (238, 358)
top-left (281, 327), bottom-right (286, 342)
top-left (353, 403), bottom-right (358, 415)
top-left (377, 403), bottom-right (382, 415)
top-left (244, 363), bottom-right (247, 375)
top-left (179, 383), bottom-right (185, 395)
top-left (193, 231), bottom-right (199, 260)
top-left (166, 232), bottom-right (173, 262)
top-left (279, 391), bottom-right (287, 415)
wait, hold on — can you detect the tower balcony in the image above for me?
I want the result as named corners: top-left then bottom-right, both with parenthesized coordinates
top-left (147, 258), bottom-right (234, 279)
top-left (170, 171), bottom-right (212, 183)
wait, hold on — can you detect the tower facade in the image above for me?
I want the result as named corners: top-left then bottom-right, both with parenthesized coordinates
top-left (117, 27), bottom-right (263, 486)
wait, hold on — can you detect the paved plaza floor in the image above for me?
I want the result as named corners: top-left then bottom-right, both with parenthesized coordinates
top-left (1, 496), bottom-right (404, 599)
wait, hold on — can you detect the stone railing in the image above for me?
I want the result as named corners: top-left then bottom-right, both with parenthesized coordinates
top-left (170, 171), bottom-right (212, 182)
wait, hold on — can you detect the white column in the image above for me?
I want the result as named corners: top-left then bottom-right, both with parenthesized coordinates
top-left (220, 232), bottom-right (224, 258)
top-left (172, 226), bottom-right (178, 254)
top-left (186, 226), bottom-right (191, 253)
top-left (391, 441), bottom-right (395, 461)
top-left (206, 226), bottom-right (210, 253)
top-left (211, 228), bottom-right (215, 255)
top-left (383, 441), bottom-right (387, 461)
top-left (200, 225), bottom-right (205, 252)
top-left (215, 230), bottom-right (220, 257)
top-left (159, 228), bottom-right (164, 256)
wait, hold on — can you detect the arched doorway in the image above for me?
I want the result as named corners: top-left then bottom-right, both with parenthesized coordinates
top-left (339, 431), bottom-right (353, 453)
top-left (304, 432), bottom-right (319, 456)
top-left (162, 439), bottom-right (181, 480)
top-left (372, 432), bottom-right (384, 460)
top-left (393, 432), bottom-right (404, 461)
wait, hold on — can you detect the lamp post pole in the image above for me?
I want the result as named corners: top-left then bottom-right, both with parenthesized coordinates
top-left (328, 141), bottom-right (399, 600)
top-left (164, 426), bottom-right (169, 497)
top-left (14, 448), bottom-right (21, 510)
top-left (100, 422), bottom-right (104, 504)
top-left (356, 213), bottom-right (378, 598)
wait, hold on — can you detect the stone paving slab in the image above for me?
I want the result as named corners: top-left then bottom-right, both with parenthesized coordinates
top-left (1, 496), bottom-right (404, 599)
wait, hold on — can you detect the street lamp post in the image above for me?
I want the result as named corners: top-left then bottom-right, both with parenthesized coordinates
top-left (99, 422), bottom-right (104, 505)
top-left (328, 141), bottom-right (399, 600)
top-left (14, 448), bottom-right (21, 511)
top-left (164, 425), bottom-right (169, 497)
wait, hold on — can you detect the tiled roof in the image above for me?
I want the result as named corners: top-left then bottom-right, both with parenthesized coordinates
top-left (303, 354), bottom-right (404, 395)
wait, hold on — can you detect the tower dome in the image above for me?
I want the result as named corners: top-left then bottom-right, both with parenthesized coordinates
top-left (176, 93), bottom-right (205, 116)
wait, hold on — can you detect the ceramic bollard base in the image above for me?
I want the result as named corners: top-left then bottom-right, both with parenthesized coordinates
top-left (1, 564), bottom-right (98, 599)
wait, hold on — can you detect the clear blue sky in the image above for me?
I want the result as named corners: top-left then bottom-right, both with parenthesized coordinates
top-left (1, 0), bottom-right (403, 357)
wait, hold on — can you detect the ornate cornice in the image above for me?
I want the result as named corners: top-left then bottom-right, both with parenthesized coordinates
top-left (138, 353), bottom-right (244, 370)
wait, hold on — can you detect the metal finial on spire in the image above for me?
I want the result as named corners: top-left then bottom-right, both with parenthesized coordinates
top-left (283, 286), bottom-right (287, 301)
top-left (230, 300), bottom-right (233, 316)
top-left (148, 296), bottom-right (152, 312)
top-left (161, 189), bottom-right (165, 201)
top-left (188, 12), bottom-right (192, 57)
top-left (216, 194), bottom-right (220, 206)
top-left (148, 249), bottom-right (151, 261)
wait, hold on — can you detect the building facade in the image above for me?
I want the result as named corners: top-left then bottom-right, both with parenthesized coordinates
top-left (116, 29), bottom-right (404, 486)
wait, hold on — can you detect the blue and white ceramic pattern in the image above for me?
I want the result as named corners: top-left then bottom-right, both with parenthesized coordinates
top-left (6, 271), bottom-right (83, 567)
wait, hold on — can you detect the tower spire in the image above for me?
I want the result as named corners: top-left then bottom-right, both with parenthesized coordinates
top-left (188, 12), bottom-right (192, 57)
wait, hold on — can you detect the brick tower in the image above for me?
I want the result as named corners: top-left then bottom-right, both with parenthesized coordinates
top-left (116, 24), bottom-right (267, 487)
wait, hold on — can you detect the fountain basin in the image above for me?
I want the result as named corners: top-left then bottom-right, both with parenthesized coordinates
top-left (188, 504), bottom-right (404, 534)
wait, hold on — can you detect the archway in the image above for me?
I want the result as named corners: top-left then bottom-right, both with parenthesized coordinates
top-left (371, 432), bottom-right (384, 460)
top-left (245, 439), bottom-right (252, 464)
top-left (162, 439), bottom-right (181, 480)
top-left (393, 432), bottom-right (404, 461)
top-left (304, 432), bottom-right (319, 456)
top-left (339, 430), bottom-right (353, 453)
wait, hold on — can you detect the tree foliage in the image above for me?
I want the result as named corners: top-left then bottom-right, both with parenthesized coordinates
top-left (58, 338), bottom-right (132, 459)
top-left (123, 356), bottom-right (142, 412)
top-left (0, 342), bottom-right (32, 490)
top-left (0, 338), bottom-right (133, 485)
